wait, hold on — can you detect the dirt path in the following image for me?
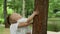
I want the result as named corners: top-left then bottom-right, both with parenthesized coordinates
top-left (47, 31), bottom-right (60, 34)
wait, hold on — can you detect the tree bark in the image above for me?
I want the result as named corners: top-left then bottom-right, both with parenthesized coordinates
top-left (32, 0), bottom-right (48, 34)
top-left (3, 0), bottom-right (8, 28)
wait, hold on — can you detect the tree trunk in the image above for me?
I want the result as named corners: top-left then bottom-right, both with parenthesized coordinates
top-left (32, 0), bottom-right (48, 34)
top-left (13, 0), bottom-right (16, 13)
top-left (3, 0), bottom-right (8, 28)
top-left (22, 0), bottom-right (25, 17)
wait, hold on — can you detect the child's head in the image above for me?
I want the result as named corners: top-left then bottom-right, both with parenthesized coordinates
top-left (9, 13), bottom-right (22, 24)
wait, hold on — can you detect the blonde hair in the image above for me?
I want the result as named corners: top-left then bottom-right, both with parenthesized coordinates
top-left (9, 13), bottom-right (22, 24)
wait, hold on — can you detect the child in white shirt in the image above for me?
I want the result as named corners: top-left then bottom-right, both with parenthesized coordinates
top-left (9, 11), bottom-right (38, 34)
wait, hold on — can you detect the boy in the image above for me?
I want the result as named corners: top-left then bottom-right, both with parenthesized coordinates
top-left (9, 11), bottom-right (38, 34)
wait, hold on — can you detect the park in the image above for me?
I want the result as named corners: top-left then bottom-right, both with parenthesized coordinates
top-left (0, 0), bottom-right (60, 34)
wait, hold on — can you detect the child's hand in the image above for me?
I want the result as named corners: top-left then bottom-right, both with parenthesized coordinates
top-left (33, 11), bottom-right (39, 15)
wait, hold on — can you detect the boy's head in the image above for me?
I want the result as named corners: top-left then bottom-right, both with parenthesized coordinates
top-left (9, 13), bottom-right (22, 24)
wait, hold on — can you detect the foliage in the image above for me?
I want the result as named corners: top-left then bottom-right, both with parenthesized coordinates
top-left (0, 6), bottom-right (13, 24)
top-left (0, 18), bottom-right (4, 24)
top-left (25, 0), bottom-right (34, 17)
top-left (7, 0), bottom-right (34, 17)
top-left (0, 0), bottom-right (3, 6)
top-left (7, 7), bottom-right (13, 14)
top-left (48, 18), bottom-right (60, 31)
top-left (7, 0), bottom-right (23, 14)
top-left (48, 0), bottom-right (60, 17)
top-left (7, 0), bottom-right (60, 17)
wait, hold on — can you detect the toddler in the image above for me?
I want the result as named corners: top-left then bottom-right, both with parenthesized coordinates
top-left (9, 11), bottom-right (38, 34)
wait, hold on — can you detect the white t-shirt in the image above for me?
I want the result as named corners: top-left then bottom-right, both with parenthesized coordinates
top-left (10, 18), bottom-right (32, 34)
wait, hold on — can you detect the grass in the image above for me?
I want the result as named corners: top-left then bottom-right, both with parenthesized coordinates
top-left (0, 25), bottom-right (4, 34)
top-left (4, 28), bottom-right (10, 34)
top-left (0, 25), bottom-right (10, 34)
top-left (47, 18), bottom-right (60, 32)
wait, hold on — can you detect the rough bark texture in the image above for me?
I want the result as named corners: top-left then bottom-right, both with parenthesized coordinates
top-left (32, 0), bottom-right (48, 34)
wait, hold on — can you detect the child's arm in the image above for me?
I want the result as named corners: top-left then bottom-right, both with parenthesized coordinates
top-left (18, 11), bottom-right (38, 28)
top-left (18, 22), bottom-right (29, 28)
top-left (26, 11), bottom-right (38, 24)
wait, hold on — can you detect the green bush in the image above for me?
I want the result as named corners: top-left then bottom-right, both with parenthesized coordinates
top-left (47, 22), bottom-right (60, 32)
top-left (0, 18), bottom-right (4, 24)
top-left (0, 7), bottom-right (13, 24)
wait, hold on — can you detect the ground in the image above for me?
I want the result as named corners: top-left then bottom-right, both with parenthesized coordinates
top-left (1, 28), bottom-right (60, 34)
top-left (0, 24), bottom-right (60, 34)
top-left (0, 28), bottom-right (60, 34)
top-left (47, 31), bottom-right (60, 34)
top-left (0, 24), bottom-right (10, 34)
top-left (4, 28), bottom-right (10, 34)
top-left (0, 24), bottom-right (4, 34)
top-left (0, 18), bottom-right (60, 34)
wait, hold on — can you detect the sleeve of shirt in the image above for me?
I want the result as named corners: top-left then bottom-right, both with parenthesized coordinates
top-left (16, 18), bottom-right (28, 28)
top-left (17, 18), bottom-right (28, 23)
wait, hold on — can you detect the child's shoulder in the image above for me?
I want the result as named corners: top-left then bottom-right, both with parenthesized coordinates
top-left (17, 18), bottom-right (27, 23)
top-left (10, 23), bottom-right (18, 27)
